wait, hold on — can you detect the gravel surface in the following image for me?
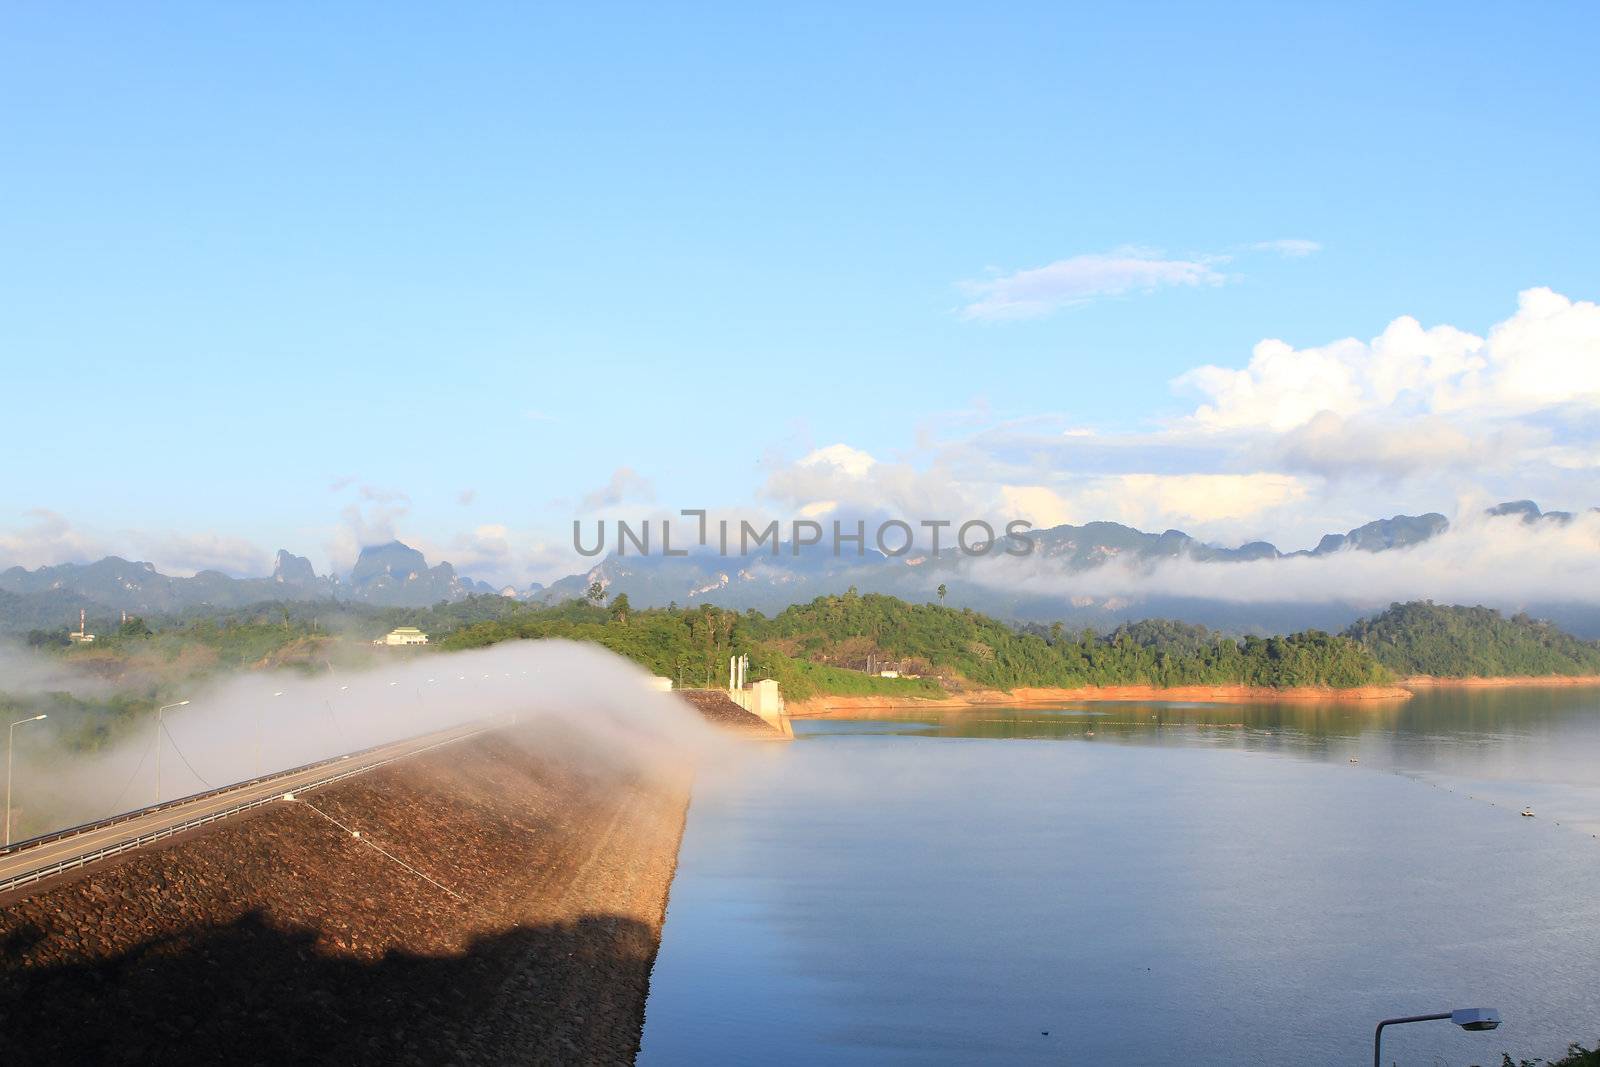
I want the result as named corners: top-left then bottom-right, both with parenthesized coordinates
top-left (0, 721), bottom-right (691, 1065)
top-left (674, 689), bottom-right (785, 735)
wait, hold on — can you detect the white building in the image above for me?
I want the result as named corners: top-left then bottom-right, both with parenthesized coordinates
top-left (379, 627), bottom-right (429, 646)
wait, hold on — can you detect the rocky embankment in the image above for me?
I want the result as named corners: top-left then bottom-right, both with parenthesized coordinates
top-left (0, 721), bottom-right (692, 1065)
top-left (673, 688), bottom-right (790, 736)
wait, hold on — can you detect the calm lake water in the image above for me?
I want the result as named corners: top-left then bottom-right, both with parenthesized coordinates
top-left (640, 688), bottom-right (1600, 1065)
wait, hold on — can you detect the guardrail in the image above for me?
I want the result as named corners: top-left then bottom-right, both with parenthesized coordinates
top-left (0, 725), bottom-right (489, 897)
top-left (0, 739), bottom-right (403, 861)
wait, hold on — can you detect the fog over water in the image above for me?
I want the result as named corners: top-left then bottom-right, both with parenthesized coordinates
top-left (3, 640), bottom-right (722, 841)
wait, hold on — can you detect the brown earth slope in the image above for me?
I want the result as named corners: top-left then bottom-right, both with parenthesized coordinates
top-left (0, 720), bottom-right (690, 1066)
top-left (674, 688), bottom-right (787, 735)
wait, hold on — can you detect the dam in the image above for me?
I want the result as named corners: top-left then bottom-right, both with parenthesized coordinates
top-left (0, 690), bottom-right (781, 1064)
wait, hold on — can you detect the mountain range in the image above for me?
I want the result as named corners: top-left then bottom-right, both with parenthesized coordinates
top-left (0, 541), bottom-right (507, 629)
top-left (537, 501), bottom-right (1595, 634)
top-left (2, 501), bottom-right (1594, 637)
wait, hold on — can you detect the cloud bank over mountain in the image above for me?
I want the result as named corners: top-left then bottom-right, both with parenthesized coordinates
top-left (763, 287), bottom-right (1600, 554)
top-left (4, 287), bottom-right (1598, 606)
top-left (963, 509), bottom-right (1600, 611)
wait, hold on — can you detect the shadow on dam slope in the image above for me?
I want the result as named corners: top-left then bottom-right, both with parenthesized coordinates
top-left (0, 908), bottom-right (659, 1065)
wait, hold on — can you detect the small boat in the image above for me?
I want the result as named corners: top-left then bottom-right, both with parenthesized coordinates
top-left (1348, 757), bottom-right (1359, 763)
top-left (1521, 807), bottom-right (1536, 817)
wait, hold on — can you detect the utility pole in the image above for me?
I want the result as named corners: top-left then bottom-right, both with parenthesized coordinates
top-left (154, 701), bottom-right (190, 805)
top-left (6, 714), bottom-right (47, 847)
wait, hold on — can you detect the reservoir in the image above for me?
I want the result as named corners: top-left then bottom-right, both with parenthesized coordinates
top-left (640, 688), bottom-right (1600, 1065)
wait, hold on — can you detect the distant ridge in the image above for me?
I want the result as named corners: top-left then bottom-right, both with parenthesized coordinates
top-left (532, 500), bottom-right (1599, 635)
top-left (1, 501), bottom-right (1594, 636)
top-left (0, 541), bottom-right (498, 623)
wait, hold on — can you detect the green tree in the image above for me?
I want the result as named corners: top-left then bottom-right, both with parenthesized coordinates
top-left (585, 581), bottom-right (605, 606)
top-left (1345, 602), bottom-right (1600, 678)
top-left (610, 593), bottom-right (632, 624)
top-left (936, 583), bottom-right (948, 605)
top-left (118, 616), bottom-right (153, 638)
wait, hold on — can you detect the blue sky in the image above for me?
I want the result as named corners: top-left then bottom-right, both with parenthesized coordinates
top-left (3, 4), bottom-right (1598, 584)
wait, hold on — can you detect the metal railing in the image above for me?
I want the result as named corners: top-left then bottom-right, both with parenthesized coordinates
top-left (0, 726), bottom-right (488, 896)
top-left (1, 747), bottom-right (378, 860)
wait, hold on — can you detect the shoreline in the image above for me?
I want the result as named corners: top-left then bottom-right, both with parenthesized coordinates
top-left (787, 675), bottom-right (1600, 717)
top-left (1401, 674), bottom-right (1600, 689)
top-left (788, 683), bottom-right (1413, 716)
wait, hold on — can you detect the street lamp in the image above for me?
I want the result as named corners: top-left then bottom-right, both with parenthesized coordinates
top-left (5, 714), bottom-right (48, 847)
top-left (265, 692), bottom-right (285, 776)
top-left (154, 700), bottom-right (191, 805)
top-left (1374, 1007), bottom-right (1500, 1066)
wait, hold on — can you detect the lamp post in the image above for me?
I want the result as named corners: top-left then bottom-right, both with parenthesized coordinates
top-left (6, 714), bottom-right (48, 847)
top-left (154, 700), bottom-right (191, 805)
top-left (266, 692), bottom-right (284, 776)
top-left (1374, 1008), bottom-right (1500, 1067)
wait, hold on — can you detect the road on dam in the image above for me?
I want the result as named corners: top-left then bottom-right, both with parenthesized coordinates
top-left (0, 720), bottom-right (492, 895)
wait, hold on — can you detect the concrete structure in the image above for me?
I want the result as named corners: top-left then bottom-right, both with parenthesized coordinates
top-left (378, 627), bottom-right (429, 646)
top-left (726, 655), bottom-right (792, 738)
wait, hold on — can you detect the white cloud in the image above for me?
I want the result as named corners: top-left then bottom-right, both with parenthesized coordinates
top-left (1102, 473), bottom-right (1307, 527)
top-left (746, 289), bottom-right (1600, 576)
top-left (1001, 474), bottom-right (1307, 532)
top-left (1265, 411), bottom-right (1537, 480)
top-left (0, 511), bottom-right (270, 578)
top-left (580, 467), bottom-right (655, 512)
top-left (959, 247), bottom-right (1226, 321)
top-left (1177, 288), bottom-right (1600, 434)
top-left (130, 532), bottom-right (271, 578)
top-left (998, 486), bottom-right (1078, 529)
top-left (1461, 287), bottom-right (1600, 413)
top-left (967, 510), bottom-right (1600, 611)
top-left (1252, 238), bottom-right (1322, 257)
top-left (420, 523), bottom-right (512, 577)
top-left (798, 444), bottom-right (878, 478)
top-left (325, 482), bottom-right (414, 570)
top-left (0, 510), bottom-right (110, 569)
top-left (763, 444), bottom-right (984, 522)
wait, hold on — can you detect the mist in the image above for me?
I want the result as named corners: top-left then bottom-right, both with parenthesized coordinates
top-left (4, 640), bottom-right (728, 843)
top-left (0, 646), bottom-right (119, 700)
top-left (963, 509), bottom-right (1600, 613)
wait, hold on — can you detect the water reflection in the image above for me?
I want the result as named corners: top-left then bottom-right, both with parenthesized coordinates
top-left (799, 686), bottom-right (1600, 753)
top-left (642, 687), bottom-right (1600, 1066)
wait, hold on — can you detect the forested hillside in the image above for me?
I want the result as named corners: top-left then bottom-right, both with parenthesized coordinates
top-left (1345, 602), bottom-right (1600, 678)
top-left (439, 591), bottom-right (1393, 694)
top-left (12, 595), bottom-right (1600, 756)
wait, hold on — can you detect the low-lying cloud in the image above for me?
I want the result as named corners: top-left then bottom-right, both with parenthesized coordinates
top-left (963, 510), bottom-right (1600, 611)
top-left (3, 641), bottom-right (726, 842)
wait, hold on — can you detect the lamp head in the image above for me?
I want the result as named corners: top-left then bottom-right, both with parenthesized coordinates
top-left (1452, 1008), bottom-right (1501, 1032)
